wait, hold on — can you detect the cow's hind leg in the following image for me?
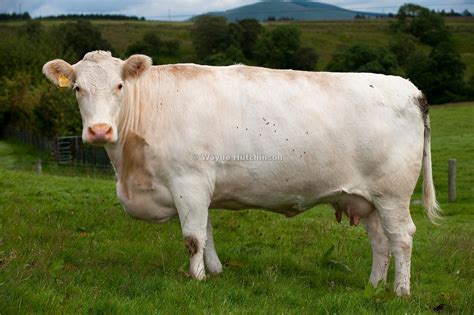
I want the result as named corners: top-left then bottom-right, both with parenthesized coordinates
top-left (204, 216), bottom-right (223, 274)
top-left (376, 199), bottom-right (416, 296)
top-left (363, 210), bottom-right (390, 287)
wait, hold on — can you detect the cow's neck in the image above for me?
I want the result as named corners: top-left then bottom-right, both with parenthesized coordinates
top-left (106, 78), bottom-right (159, 177)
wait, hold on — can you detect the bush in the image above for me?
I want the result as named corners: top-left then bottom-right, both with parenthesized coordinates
top-left (204, 45), bottom-right (246, 66)
top-left (0, 72), bottom-right (37, 130)
top-left (428, 43), bottom-right (466, 103)
top-left (191, 16), bottom-right (232, 60)
top-left (54, 20), bottom-right (114, 59)
top-left (326, 44), bottom-right (400, 75)
top-left (125, 31), bottom-right (181, 61)
top-left (237, 19), bottom-right (263, 59)
top-left (254, 25), bottom-right (317, 70)
top-left (405, 43), bottom-right (466, 104)
top-left (389, 34), bottom-right (418, 66)
top-left (293, 47), bottom-right (319, 71)
top-left (33, 85), bottom-right (81, 137)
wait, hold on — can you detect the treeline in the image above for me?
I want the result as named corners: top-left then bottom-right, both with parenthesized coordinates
top-left (0, 3), bottom-right (473, 139)
top-left (37, 14), bottom-right (145, 21)
top-left (435, 9), bottom-right (471, 17)
top-left (0, 12), bottom-right (144, 21)
top-left (0, 12), bottom-right (31, 21)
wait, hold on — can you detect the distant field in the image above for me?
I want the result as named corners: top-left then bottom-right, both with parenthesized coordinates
top-left (1, 17), bottom-right (473, 77)
top-left (0, 102), bottom-right (473, 313)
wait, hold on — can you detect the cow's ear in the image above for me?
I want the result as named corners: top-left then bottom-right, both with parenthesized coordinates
top-left (42, 59), bottom-right (75, 87)
top-left (122, 54), bottom-right (152, 80)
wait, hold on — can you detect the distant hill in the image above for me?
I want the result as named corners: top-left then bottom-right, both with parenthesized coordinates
top-left (199, 1), bottom-right (384, 21)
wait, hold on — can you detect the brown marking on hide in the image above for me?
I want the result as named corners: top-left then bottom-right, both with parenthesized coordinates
top-left (165, 64), bottom-right (213, 80)
top-left (184, 236), bottom-right (199, 256)
top-left (120, 132), bottom-right (152, 200)
top-left (416, 95), bottom-right (429, 122)
top-left (235, 66), bottom-right (261, 81)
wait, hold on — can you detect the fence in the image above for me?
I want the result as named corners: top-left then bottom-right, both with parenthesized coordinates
top-left (3, 127), bottom-right (53, 151)
top-left (3, 127), bottom-right (112, 171)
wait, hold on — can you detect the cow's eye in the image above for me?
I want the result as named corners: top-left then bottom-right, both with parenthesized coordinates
top-left (118, 84), bottom-right (123, 90)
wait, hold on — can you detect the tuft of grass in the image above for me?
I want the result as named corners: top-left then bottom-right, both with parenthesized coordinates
top-left (0, 102), bottom-right (473, 313)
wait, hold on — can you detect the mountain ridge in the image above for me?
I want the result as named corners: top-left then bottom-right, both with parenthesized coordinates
top-left (199, 1), bottom-right (385, 21)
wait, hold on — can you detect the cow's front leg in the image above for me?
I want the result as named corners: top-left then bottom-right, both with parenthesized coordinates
top-left (172, 180), bottom-right (211, 280)
top-left (204, 216), bottom-right (223, 274)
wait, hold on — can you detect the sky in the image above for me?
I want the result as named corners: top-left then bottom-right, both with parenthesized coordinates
top-left (1, 0), bottom-right (473, 20)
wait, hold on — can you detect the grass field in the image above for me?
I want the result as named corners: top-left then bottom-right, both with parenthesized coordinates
top-left (0, 103), bottom-right (473, 313)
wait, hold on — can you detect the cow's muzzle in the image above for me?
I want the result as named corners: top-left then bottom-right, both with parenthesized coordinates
top-left (87, 123), bottom-right (114, 144)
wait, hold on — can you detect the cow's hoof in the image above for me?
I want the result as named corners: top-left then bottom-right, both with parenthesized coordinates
top-left (206, 260), bottom-right (223, 274)
top-left (189, 268), bottom-right (206, 280)
top-left (394, 285), bottom-right (410, 297)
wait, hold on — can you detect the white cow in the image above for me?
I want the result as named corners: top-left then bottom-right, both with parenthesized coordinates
top-left (43, 51), bottom-right (440, 296)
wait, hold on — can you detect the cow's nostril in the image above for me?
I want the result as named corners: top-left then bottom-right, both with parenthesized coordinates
top-left (88, 127), bottom-right (96, 137)
top-left (105, 126), bottom-right (113, 136)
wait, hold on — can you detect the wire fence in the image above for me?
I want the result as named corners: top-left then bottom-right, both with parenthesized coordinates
top-left (3, 126), bottom-right (113, 173)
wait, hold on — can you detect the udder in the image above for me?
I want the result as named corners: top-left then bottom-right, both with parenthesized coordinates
top-left (330, 194), bottom-right (374, 226)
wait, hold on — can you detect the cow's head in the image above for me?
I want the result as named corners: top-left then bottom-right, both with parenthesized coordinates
top-left (43, 51), bottom-right (152, 145)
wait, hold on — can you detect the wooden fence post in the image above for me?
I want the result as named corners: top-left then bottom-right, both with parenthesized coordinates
top-left (36, 159), bottom-right (42, 175)
top-left (448, 159), bottom-right (456, 203)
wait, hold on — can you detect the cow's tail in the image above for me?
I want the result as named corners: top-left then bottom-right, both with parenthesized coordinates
top-left (422, 114), bottom-right (442, 224)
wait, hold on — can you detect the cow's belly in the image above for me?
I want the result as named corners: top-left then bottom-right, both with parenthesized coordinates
top-left (116, 179), bottom-right (177, 223)
top-left (210, 165), bottom-right (346, 215)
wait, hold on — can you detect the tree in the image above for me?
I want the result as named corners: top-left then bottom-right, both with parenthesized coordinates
top-left (389, 34), bottom-right (417, 66)
top-left (293, 47), bottom-right (319, 71)
top-left (54, 21), bottom-right (114, 59)
top-left (191, 16), bottom-right (231, 60)
top-left (327, 44), bottom-right (400, 75)
top-left (33, 85), bottom-right (81, 137)
top-left (405, 51), bottom-right (435, 95)
top-left (125, 31), bottom-right (181, 62)
top-left (254, 25), bottom-right (317, 70)
top-left (204, 45), bottom-right (246, 66)
top-left (237, 19), bottom-right (263, 59)
top-left (392, 3), bottom-right (450, 46)
top-left (0, 72), bottom-right (36, 130)
top-left (428, 43), bottom-right (466, 103)
top-left (405, 43), bottom-right (466, 104)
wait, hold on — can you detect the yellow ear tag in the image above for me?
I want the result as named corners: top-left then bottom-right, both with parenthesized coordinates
top-left (58, 74), bottom-right (71, 88)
